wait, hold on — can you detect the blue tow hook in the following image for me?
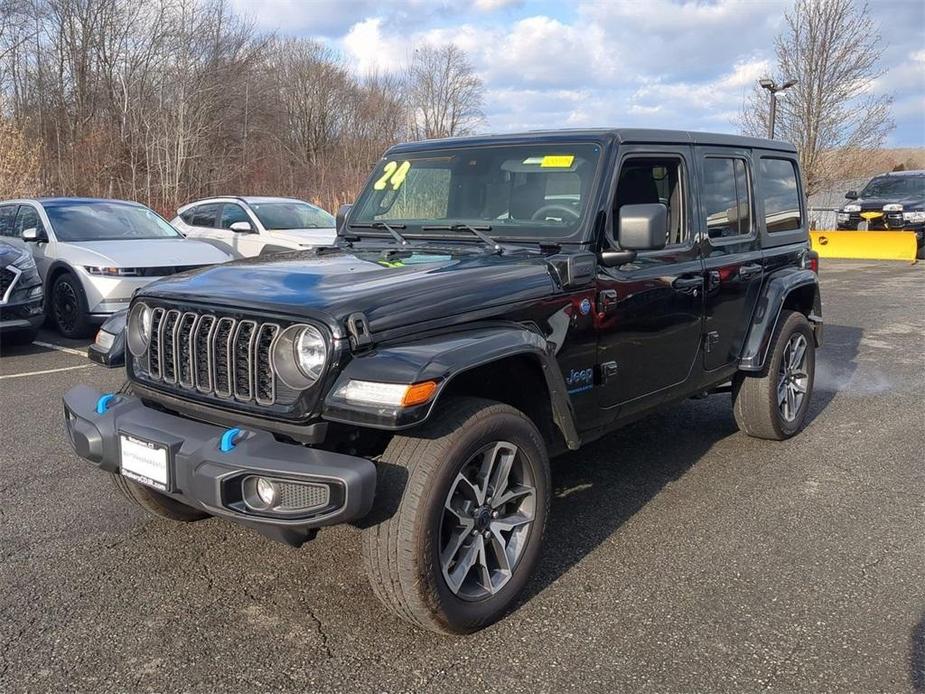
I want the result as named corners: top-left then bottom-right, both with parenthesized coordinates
top-left (220, 427), bottom-right (243, 453)
top-left (96, 393), bottom-right (117, 415)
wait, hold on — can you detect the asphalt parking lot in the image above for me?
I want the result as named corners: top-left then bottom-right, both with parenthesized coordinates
top-left (1, 260), bottom-right (923, 693)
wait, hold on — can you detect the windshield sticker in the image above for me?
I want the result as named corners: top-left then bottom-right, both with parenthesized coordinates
top-left (373, 160), bottom-right (412, 191)
top-left (540, 155), bottom-right (575, 168)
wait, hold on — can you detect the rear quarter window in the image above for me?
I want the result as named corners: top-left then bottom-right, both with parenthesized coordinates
top-left (760, 158), bottom-right (802, 232)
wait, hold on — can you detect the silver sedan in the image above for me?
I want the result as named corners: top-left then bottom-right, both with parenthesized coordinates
top-left (0, 198), bottom-right (231, 338)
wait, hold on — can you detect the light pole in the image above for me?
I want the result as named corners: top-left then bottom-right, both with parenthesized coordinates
top-left (759, 78), bottom-right (798, 139)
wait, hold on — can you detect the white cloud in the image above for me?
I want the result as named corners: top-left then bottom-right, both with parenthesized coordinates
top-left (474, 0), bottom-right (523, 11)
top-left (329, 0), bottom-right (923, 145)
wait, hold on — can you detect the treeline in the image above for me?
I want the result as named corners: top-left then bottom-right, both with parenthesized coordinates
top-left (0, 0), bottom-right (483, 214)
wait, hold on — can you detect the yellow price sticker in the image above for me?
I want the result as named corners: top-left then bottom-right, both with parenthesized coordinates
top-left (540, 155), bottom-right (575, 168)
top-left (373, 160), bottom-right (412, 190)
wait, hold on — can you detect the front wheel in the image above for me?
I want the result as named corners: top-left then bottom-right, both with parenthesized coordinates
top-left (361, 397), bottom-right (550, 634)
top-left (733, 310), bottom-right (816, 440)
top-left (51, 273), bottom-right (93, 338)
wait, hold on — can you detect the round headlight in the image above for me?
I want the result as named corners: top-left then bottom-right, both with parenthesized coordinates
top-left (272, 323), bottom-right (328, 390)
top-left (127, 302), bottom-right (153, 357)
top-left (295, 325), bottom-right (326, 381)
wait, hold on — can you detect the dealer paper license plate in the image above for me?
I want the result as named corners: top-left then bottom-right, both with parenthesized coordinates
top-left (120, 433), bottom-right (169, 491)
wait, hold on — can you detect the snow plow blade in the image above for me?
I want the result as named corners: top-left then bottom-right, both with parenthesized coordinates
top-left (809, 230), bottom-right (918, 262)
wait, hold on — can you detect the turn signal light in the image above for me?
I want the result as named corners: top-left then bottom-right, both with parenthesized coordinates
top-left (402, 380), bottom-right (439, 407)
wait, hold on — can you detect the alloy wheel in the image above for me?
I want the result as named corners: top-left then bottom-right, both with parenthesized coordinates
top-left (54, 280), bottom-right (79, 334)
top-left (440, 441), bottom-right (536, 601)
top-left (778, 333), bottom-right (809, 422)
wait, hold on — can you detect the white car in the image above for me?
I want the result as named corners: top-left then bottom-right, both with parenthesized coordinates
top-left (0, 198), bottom-right (232, 338)
top-left (172, 196), bottom-right (337, 257)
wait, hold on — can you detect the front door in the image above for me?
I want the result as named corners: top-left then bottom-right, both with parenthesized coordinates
top-left (696, 149), bottom-right (764, 371)
top-left (596, 147), bottom-right (704, 413)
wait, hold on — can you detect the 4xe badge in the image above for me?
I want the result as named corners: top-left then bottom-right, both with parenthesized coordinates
top-left (566, 367), bottom-right (593, 394)
top-left (579, 298), bottom-right (592, 315)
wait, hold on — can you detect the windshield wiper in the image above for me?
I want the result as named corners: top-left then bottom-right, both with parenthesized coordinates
top-left (348, 221), bottom-right (408, 246)
top-left (421, 223), bottom-right (502, 254)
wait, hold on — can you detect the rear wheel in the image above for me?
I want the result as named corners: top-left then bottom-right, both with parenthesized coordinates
top-left (51, 272), bottom-right (93, 338)
top-left (733, 310), bottom-right (815, 440)
top-left (361, 397), bottom-right (550, 634)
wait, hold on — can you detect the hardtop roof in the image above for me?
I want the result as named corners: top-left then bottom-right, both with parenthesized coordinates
top-left (385, 128), bottom-right (797, 155)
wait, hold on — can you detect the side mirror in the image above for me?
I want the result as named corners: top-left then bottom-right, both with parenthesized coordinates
top-left (845, 190), bottom-right (858, 200)
top-left (21, 227), bottom-right (44, 242)
top-left (600, 203), bottom-right (669, 267)
top-left (229, 221), bottom-right (253, 233)
top-left (336, 203), bottom-right (352, 235)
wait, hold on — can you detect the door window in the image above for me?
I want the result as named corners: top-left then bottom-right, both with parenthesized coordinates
top-left (614, 157), bottom-right (686, 246)
top-left (219, 204), bottom-right (250, 229)
top-left (702, 158), bottom-right (752, 240)
top-left (759, 158), bottom-right (802, 232)
top-left (13, 205), bottom-right (42, 237)
top-left (185, 203), bottom-right (221, 228)
top-left (0, 205), bottom-right (19, 237)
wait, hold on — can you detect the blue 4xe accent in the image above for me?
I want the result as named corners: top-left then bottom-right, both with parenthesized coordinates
top-left (95, 394), bottom-right (116, 415)
top-left (220, 427), bottom-right (243, 453)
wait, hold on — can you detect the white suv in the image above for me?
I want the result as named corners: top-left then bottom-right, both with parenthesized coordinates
top-left (172, 197), bottom-right (336, 258)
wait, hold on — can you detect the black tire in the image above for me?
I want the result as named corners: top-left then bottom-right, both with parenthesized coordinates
top-left (51, 272), bottom-right (93, 338)
top-left (916, 243), bottom-right (925, 260)
top-left (110, 473), bottom-right (209, 522)
top-left (733, 310), bottom-right (816, 440)
top-left (361, 397), bottom-right (550, 634)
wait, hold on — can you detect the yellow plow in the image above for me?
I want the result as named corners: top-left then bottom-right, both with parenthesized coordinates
top-left (809, 230), bottom-right (919, 262)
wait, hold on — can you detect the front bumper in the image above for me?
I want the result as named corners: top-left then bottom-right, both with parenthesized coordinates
top-left (0, 297), bottom-right (44, 333)
top-left (63, 385), bottom-right (376, 546)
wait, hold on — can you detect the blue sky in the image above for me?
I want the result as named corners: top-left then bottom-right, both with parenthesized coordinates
top-left (232, 0), bottom-right (925, 146)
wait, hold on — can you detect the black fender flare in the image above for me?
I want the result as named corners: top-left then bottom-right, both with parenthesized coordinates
top-left (321, 324), bottom-right (580, 449)
top-left (739, 268), bottom-right (822, 371)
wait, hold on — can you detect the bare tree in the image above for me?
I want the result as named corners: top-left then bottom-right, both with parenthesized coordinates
top-left (406, 44), bottom-right (483, 140)
top-left (739, 0), bottom-right (894, 195)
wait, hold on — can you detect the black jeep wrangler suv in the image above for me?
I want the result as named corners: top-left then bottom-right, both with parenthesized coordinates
top-left (64, 129), bottom-right (822, 634)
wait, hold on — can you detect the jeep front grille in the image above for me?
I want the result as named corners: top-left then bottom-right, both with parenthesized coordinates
top-left (145, 309), bottom-right (281, 405)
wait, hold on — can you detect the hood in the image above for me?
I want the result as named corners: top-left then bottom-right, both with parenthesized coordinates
top-left (0, 242), bottom-right (25, 269)
top-left (139, 247), bottom-right (557, 333)
top-left (58, 238), bottom-right (232, 268)
top-left (847, 195), bottom-right (925, 211)
top-left (267, 228), bottom-right (337, 247)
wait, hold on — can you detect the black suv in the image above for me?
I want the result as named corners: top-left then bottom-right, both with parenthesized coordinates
top-left (836, 170), bottom-right (925, 258)
top-left (64, 130), bottom-right (822, 634)
top-left (0, 240), bottom-right (44, 344)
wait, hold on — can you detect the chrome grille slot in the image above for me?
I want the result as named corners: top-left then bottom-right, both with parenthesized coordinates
top-left (134, 307), bottom-right (300, 409)
top-left (254, 324), bottom-right (279, 405)
top-left (232, 320), bottom-right (257, 401)
top-left (160, 310), bottom-right (180, 383)
top-left (148, 308), bottom-right (165, 379)
top-left (212, 318), bottom-right (235, 398)
top-left (176, 312), bottom-right (197, 388)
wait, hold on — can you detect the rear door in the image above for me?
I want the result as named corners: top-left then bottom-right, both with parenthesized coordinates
top-left (595, 145), bottom-right (704, 414)
top-left (696, 148), bottom-right (764, 372)
top-left (179, 202), bottom-right (226, 251)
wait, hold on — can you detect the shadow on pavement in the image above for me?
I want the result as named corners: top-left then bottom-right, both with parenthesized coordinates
top-left (913, 613), bottom-right (925, 692)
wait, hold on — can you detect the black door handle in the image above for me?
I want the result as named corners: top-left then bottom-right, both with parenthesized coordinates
top-left (738, 263), bottom-right (762, 279)
top-left (672, 276), bottom-right (704, 290)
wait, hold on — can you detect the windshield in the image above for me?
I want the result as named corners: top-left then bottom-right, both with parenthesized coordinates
top-left (859, 176), bottom-right (925, 198)
top-left (250, 201), bottom-right (335, 230)
top-left (351, 143), bottom-right (602, 239)
top-left (44, 201), bottom-right (181, 242)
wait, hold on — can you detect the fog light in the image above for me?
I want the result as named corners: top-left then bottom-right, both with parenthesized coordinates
top-left (256, 477), bottom-right (277, 506)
